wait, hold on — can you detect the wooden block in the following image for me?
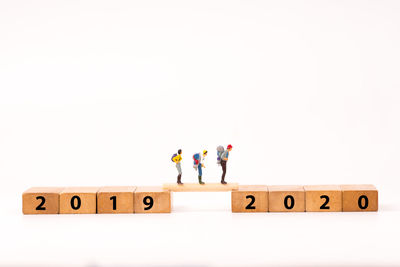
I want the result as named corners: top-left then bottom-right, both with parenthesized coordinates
top-left (163, 183), bottom-right (239, 192)
top-left (268, 185), bottom-right (305, 212)
top-left (60, 187), bottom-right (99, 214)
top-left (341, 184), bottom-right (378, 212)
top-left (134, 186), bottom-right (171, 213)
top-left (97, 186), bottom-right (136, 214)
top-left (22, 187), bottom-right (64, 214)
top-left (304, 185), bottom-right (342, 212)
top-left (231, 185), bottom-right (268, 212)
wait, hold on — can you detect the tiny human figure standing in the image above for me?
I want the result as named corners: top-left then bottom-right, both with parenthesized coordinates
top-left (219, 144), bottom-right (232, 184)
top-left (172, 149), bottom-right (183, 184)
top-left (193, 150), bottom-right (208, 184)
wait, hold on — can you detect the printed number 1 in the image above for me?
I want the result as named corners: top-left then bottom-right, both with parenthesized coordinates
top-left (110, 196), bottom-right (117, 210)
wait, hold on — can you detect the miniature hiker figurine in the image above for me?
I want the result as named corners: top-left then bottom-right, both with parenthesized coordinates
top-left (171, 149), bottom-right (183, 184)
top-left (193, 150), bottom-right (208, 184)
top-left (217, 144), bottom-right (232, 184)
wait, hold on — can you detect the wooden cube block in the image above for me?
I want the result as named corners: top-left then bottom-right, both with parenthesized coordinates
top-left (22, 187), bottom-right (64, 214)
top-left (231, 185), bottom-right (268, 212)
top-left (304, 185), bottom-right (342, 212)
top-left (341, 184), bottom-right (378, 212)
top-left (134, 186), bottom-right (171, 213)
top-left (268, 185), bottom-right (305, 212)
top-left (97, 186), bottom-right (136, 214)
top-left (60, 187), bottom-right (99, 214)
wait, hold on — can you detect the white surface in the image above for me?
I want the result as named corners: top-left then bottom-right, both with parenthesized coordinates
top-left (1, 0), bottom-right (400, 266)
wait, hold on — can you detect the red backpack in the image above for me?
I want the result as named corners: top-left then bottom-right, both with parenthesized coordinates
top-left (193, 153), bottom-right (200, 165)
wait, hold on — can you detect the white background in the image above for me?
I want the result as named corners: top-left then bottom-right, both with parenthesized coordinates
top-left (1, 0), bottom-right (400, 266)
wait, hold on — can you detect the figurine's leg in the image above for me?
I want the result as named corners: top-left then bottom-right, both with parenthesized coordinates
top-left (176, 163), bottom-right (183, 184)
top-left (199, 176), bottom-right (205, 184)
top-left (221, 161), bottom-right (227, 184)
top-left (198, 165), bottom-right (204, 184)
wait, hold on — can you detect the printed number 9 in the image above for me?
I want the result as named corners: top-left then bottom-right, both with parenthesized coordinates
top-left (143, 196), bottom-right (154, 210)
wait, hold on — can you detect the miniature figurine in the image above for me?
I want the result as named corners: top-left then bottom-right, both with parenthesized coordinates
top-left (193, 150), bottom-right (208, 184)
top-left (171, 149), bottom-right (183, 184)
top-left (217, 144), bottom-right (232, 184)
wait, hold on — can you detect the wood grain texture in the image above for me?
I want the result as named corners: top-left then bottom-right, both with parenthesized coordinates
top-left (163, 183), bottom-right (239, 192)
top-left (341, 184), bottom-right (378, 212)
top-left (304, 185), bottom-right (342, 212)
top-left (134, 186), bottom-right (171, 213)
top-left (22, 187), bottom-right (64, 214)
top-left (97, 186), bottom-right (136, 214)
top-left (268, 185), bottom-right (305, 212)
top-left (60, 187), bottom-right (99, 214)
top-left (231, 185), bottom-right (268, 212)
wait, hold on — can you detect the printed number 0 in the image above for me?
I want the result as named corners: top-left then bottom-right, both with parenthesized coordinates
top-left (35, 196), bottom-right (46, 210)
top-left (320, 195), bottom-right (330, 209)
top-left (71, 196), bottom-right (81, 210)
top-left (284, 195), bottom-right (295, 209)
top-left (358, 195), bottom-right (368, 209)
top-left (143, 196), bottom-right (154, 210)
top-left (245, 195), bottom-right (256, 209)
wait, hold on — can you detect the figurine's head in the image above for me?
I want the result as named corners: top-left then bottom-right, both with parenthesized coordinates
top-left (227, 144), bottom-right (232, 151)
top-left (203, 150), bottom-right (208, 156)
top-left (178, 149), bottom-right (182, 155)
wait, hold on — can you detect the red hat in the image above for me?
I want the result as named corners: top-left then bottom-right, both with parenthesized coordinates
top-left (227, 144), bottom-right (232, 149)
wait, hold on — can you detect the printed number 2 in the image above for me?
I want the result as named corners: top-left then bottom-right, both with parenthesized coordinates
top-left (320, 195), bottom-right (330, 209)
top-left (35, 196), bottom-right (46, 210)
top-left (245, 195), bottom-right (256, 209)
top-left (143, 196), bottom-right (154, 210)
